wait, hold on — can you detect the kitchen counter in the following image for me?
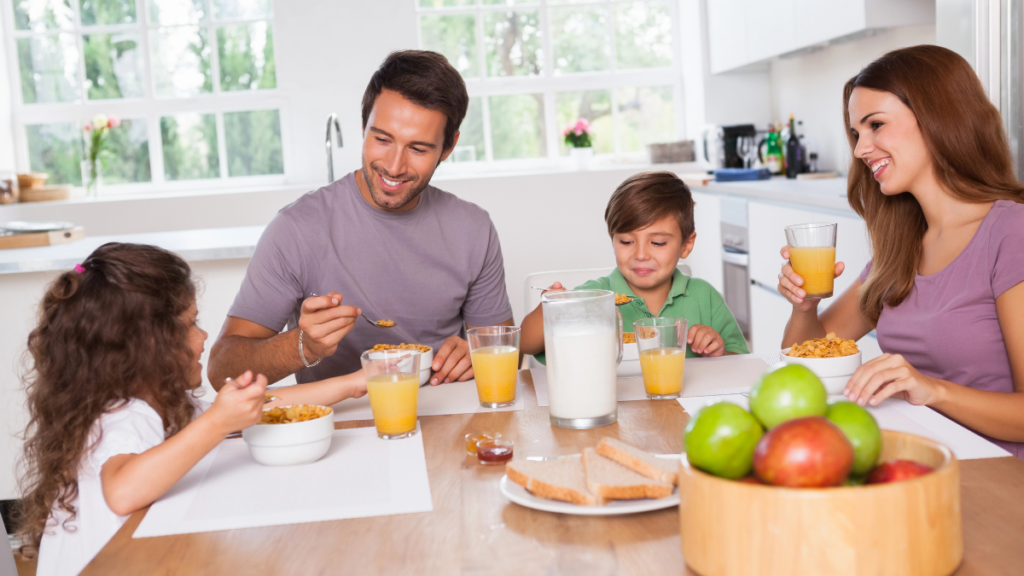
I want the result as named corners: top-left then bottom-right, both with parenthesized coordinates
top-left (693, 175), bottom-right (854, 214)
top-left (0, 225), bottom-right (264, 274)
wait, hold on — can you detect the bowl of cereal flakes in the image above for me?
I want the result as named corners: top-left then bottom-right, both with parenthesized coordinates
top-left (781, 333), bottom-right (862, 394)
top-left (243, 405), bottom-right (334, 466)
top-left (369, 343), bottom-right (433, 385)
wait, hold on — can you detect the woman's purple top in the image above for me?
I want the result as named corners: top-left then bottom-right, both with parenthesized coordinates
top-left (859, 200), bottom-right (1024, 458)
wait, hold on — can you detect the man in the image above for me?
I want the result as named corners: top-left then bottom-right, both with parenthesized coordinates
top-left (208, 50), bottom-right (514, 390)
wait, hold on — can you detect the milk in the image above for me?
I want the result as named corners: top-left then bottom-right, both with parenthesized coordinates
top-left (546, 325), bottom-right (618, 420)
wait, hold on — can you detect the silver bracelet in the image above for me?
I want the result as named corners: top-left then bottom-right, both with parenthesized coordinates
top-left (298, 329), bottom-right (322, 368)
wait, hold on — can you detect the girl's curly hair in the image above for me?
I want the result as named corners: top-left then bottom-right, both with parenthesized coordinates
top-left (16, 243), bottom-right (198, 557)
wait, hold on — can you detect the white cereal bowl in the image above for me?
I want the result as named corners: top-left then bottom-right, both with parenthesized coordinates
top-left (781, 348), bottom-right (863, 394)
top-left (242, 407), bottom-right (334, 466)
top-left (369, 347), bottom-right (432, 385)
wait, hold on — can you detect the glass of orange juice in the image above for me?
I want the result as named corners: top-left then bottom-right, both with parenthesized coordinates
top-left (785, 222), bottom-right (838, 298)
top-left (634, 318), bottom-right (688, 400)
top-left (467, 326), bottom-right (521, 408)
top-left (361, 349), bottom-right (421, 439)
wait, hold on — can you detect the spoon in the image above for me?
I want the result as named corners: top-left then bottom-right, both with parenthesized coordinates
top-left (309, 292), bottom-right (396, 329)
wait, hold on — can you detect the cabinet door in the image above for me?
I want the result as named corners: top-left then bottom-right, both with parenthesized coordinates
top-left (685, 191), bottom-right (724, 294)
top-left (794, 0), bottom-right (866, 47)
top-left (751, 280), bottom-right (794, 353)
top-left (706, 0), bottom-right (750, 74)
top-left (743, 0), bottom-right (798, 63)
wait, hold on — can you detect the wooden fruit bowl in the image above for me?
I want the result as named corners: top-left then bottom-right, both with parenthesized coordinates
top-left (679, 430), bottom-right (961, 576)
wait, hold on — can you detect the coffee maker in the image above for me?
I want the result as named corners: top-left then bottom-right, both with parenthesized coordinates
top-left (703, 124), bottom-right (758, 170)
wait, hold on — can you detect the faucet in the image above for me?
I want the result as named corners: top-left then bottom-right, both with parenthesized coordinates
top-left (325, 113), bottom-right (343, 183)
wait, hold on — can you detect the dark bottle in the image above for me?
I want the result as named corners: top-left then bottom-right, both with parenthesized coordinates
top-left (785, 113), bottom-right (803, 179)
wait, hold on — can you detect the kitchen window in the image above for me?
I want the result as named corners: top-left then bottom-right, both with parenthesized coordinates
top-left (6, 0), bottom-right (285, 192)
top-left (416, 0), bottom-right (683, 167)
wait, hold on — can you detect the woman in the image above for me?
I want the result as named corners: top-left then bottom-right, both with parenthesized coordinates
top-left (777, 45), bottom-right (1024, 458)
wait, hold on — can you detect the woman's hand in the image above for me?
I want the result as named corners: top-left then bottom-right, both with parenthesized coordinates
top-left (843, 353), bottom-right (946, 407)
top-left (778, 246), bottom-right (845, 312)
top-left (687, 324), bottom-right (726, 357)
top-left (207, 370), bottom-right (268, 436)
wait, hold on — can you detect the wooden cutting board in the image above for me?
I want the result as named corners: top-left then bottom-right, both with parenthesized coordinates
top-left (0, 226), bottom-right (85, 250)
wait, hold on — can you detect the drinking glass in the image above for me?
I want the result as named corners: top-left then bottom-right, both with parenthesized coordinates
top-left (736, 135), bottom-right (757, 168)
top-left (361, 349), bottom-right (421, 439)
top-left (785, 222), bottom-right (838, 298)
top-left (633, 318), bottom-right (688, 399)
top-left (467, 326), bottom-right (521, 408)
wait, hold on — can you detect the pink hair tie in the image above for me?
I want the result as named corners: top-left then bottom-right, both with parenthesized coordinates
top-left (73, 263), bottom-right (86, 274)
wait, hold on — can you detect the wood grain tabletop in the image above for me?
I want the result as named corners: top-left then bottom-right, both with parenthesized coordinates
top-left (81, 372), bottom-right (1024, 576)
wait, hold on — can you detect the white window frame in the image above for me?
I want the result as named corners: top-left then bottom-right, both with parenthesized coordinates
top-left (415, 0), bottom-right (686, 173)
top-left (2, 0), bottom-right (289, 196)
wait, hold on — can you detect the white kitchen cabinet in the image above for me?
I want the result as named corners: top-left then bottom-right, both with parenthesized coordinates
top-left (685, 190), bottom-right (724, 294)
top-left (751, 281), bottom-right (794, 353)
top-left (707, 0), bottom-right (935, 74)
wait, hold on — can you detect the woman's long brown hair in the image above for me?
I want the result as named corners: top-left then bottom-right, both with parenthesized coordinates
top-left (844, 45), bottom-right (1024, 324)
top-left (17, 243), bottom-right (199, 557)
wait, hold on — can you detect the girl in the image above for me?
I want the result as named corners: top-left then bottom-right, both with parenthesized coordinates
top-left (17, 243), bottom-right (367, 576)
top-left (777, 45), bottom-right (1024, 457)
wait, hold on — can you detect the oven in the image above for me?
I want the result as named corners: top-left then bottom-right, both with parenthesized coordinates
top-left (720, 196), bottom-right (750, 338)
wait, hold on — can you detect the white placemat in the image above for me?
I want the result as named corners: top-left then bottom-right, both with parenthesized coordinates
top-left (134, 427), bottom-right (433, 537)
top-left (529, 354), bottom-right (774, 407)
top-left (677, 394), bottom-right (1011, 461)
top-left (331, 372), bottom-right (528, 422)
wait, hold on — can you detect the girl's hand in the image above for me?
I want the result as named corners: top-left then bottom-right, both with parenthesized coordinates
top-left (208, 370), bottom-right (268, 436)
top-left (778, 246), bottom-right (845, 312)
top-left (541, 281), bottom-right (565, 297)
top-left (687, 324), bottom-right (725, 357)
top-left (843, 353), bottom-right (945, 407)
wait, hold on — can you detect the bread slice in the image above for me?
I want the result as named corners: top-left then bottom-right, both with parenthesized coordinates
top-left (506, 455), bottom-right (605, 506)
top-left (581, 448), bottom-right (674, 500)
top-left (596, 437), bottom-right (679, 485)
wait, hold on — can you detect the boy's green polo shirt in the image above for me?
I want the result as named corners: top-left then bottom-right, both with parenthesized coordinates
top-left (534, 268), bottom-right (749, 364)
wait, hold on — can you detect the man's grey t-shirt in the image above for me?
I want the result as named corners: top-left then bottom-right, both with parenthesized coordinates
top-left (228, 172), bottom-right (514, 383)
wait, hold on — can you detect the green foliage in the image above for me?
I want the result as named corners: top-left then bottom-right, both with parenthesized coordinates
top-left (84, 33), bottom-right (142, 100)
top-left (483, 10), bottom-right (542, 77)
top-left (419, 14), bottom-right (477, 77)
top-left (13, 0), bottom-right (73, 30)
top-left (218, 23), bottom-right (276, 91)
top-left (161, 114), bottom-right (220, 181)
top-left (550, 7), bottom-right (608, 74)
top-left (614, 1), bottom-right (672, 69)
top-left (99, 119), bottom-right (152, 184)
top-left (449, 98), bottom-right (484, 162)
top-left (556, 90), bottom-right (612, 155)
top-left (80, 0), bottom-right (136, 26)
top-left (26, 123), bottom-right (83, 186)
top-left (224, 110), bottom-right (284, 176)
top-left (489, 94), bottom-right (545, 160)
top-left (16, 36), bottom-right (79, 104)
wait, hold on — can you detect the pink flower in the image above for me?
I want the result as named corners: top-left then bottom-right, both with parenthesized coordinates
top-left (574, 127), bottom-right (583, 136)
top-left (107, 115), bottom-right (120, 128)
top-left (563, 128), bottom-right (570, 136)
top-left (83, 123), bottom-right (92, 133)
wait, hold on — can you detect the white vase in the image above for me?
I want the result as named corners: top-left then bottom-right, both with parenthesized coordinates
top-left (570, 147), bottom-right (594, 170)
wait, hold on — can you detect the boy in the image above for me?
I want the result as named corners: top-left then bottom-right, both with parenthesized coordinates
top-left (520, 171), bottom-right (749, 361)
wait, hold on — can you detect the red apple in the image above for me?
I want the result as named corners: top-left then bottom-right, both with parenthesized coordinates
top-left (753, 416), bottom-right (854, 488)
top-left (865, 460), bottom-right (934, 484)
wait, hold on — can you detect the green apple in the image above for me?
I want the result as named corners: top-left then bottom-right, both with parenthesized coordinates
top-left (749, 363), bottom-right (827, 429)
top-left (684, 401), bottom-right (764, 479)
top-left (827, 400), bottom-right (882, 476)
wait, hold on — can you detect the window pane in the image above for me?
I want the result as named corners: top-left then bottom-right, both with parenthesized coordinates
top-left (419, 15), bottom-right (477, 79)
top-left (161, 113), bottom-right (220, 180)
top-left (147, 0), bottom-right (207, 24)
top-left (150, 26), bottom-right (212, 98)
top-left (556, 90), bottom-right (612, 155)
top-left (616, 86), bottom-right (675, 152)
top-left (99, 118), bottom-right (152, 183)
top-left (550, 7), bottom-right (608, 75)
top-left (483, 10), bottom-right (542, 77)
top-left (481, 0), bottom-right (535, 5)
top-left (615, 1), bottom-right (672, 69)
top-left (80, 0), bottom-right (136, 26)
top-left (26, 123), bottom-right (83, 185)
top-left (489, 94), bottom-right (544, 159)
top-left (16, 35), bottom-right (80, 104)
top-left (217, 22), bottom-right (276, 91)
top-left (13, 0), bottom-right (73, 31)
top-left (84, 33), bottom-right (144, 100)
top-left (224, 110), bottom-right (283, 176)
top-left (449, 97), bottom-right (483, 162)
top-left (212, 0), bottom-right (271, 20)
top-left (419, 0), bottom-right (474, 6)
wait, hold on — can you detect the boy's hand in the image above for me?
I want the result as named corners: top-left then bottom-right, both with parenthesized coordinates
top-left (688, 325), bottom-right (726, 357)
top-left (541, 281), bottom-right (566, 296)
top-left (208, 370), bottom-right (268, 436)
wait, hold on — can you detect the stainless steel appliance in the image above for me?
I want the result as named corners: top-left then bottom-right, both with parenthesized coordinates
top-left (703, 124), bottom-right (759, 170)
top-left (720, 196), bottom-right (750, 337)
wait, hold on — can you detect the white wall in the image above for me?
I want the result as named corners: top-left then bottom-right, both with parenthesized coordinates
top-left (768, 24), bottom-right (937, 174)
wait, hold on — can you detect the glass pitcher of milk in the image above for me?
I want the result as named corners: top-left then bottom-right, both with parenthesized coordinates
top-left (541, 290), bottom-right (623, 429)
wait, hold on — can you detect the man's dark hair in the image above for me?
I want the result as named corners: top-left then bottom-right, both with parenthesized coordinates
top-left (361, 50), bottom-right (469, 152)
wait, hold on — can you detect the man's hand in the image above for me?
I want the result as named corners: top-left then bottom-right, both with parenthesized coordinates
top-left (687, 324), bottom-right (726, 357)
top-left (429, 335), bottom-right (474, 386)
top-left (298, 291), bottom-right (361, 361)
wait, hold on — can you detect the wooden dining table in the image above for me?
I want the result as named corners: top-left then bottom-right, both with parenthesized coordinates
top-left (82, 372), bottom-right (1024, 575)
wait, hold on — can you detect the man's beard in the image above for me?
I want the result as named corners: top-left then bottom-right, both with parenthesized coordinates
top-left (361, 161), bottom-right (430, 211)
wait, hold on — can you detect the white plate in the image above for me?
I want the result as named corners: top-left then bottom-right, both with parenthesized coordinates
top-left (499, 454), bottom-right (681, 516)
top-left (0, 220), bottom-right (74, 234)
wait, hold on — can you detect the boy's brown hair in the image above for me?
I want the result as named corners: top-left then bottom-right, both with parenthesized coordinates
top-left (605, 171), bottom-right (695, 239)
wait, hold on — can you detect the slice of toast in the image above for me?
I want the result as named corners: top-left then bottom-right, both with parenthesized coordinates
top-left (506, 455), bottom-right (605, 506)
top-left (581, 448), bottom-right (674, 500)
top-left (596, 437), bottom-right (679, 485)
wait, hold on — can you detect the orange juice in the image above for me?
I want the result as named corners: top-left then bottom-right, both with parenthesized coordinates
top-left (639, 347), bottom-right (686, 398)
top-left (470, 345), bottom-right (519, 406)
top-left (367, 373), bottom-right (419, 437)
top-left (789, 246), bottom-right (836, 297)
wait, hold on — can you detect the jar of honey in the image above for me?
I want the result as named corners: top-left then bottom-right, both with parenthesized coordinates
top-left (464, 432), bottom-right (501, 456)
top-left (476, 438), bottom-right (514, 465)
